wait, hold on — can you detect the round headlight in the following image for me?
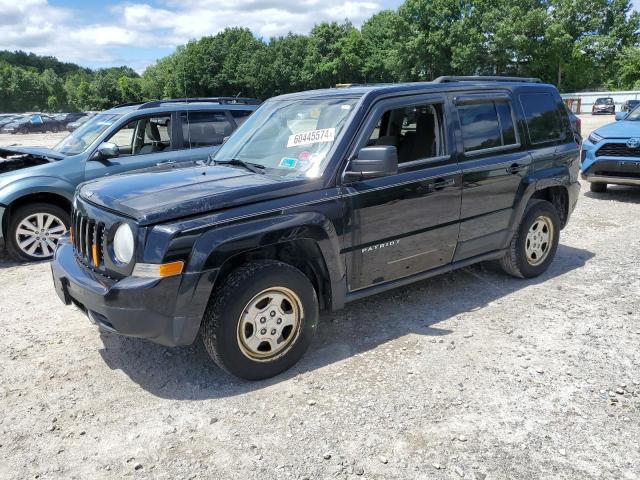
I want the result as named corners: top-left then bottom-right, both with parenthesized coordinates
top-left (113, 223), bottom-right (135, 264)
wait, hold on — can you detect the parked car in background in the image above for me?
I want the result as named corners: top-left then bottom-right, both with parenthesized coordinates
top-left (66, 114), bottom-right (95, 132)
top-left (1, 114), bottom-right (63, 134)
top-left (0, 114), bottom-right (24, 129)
top-left (50, 77), bottom-right (580, 380)
top-left (581, 105), bottom-right (640, 192)
top-left (622, 99), bottom-right (640, 112)
top-left (53, 112), bottom-right (86, 127)
top-left (0, 97), bottom-right (259, 261)
top-left (592, 97), bottom-right (615, 115)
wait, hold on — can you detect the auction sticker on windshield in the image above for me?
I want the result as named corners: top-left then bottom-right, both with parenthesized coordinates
top-left (287, 128), bottom-right (335, 148)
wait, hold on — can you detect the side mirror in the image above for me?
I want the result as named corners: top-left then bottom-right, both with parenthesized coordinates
top-left (345, 145), bottom-right (398, 180)
top-left (95, 142), bottom-right (119, 159)
top-left (615, 112), bottom-right (627, 121)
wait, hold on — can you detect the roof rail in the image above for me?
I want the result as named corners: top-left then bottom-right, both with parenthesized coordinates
top-left (113, 101), bottom-right (147, 108)
top-left (137, 97), bottom-right (261, 109)
top-left (432, 76), bottom-right (542, 84)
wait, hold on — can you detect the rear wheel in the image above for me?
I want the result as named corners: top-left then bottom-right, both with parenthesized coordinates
top-left (6, 203), bottom-right (69, 262)
top-left (590, 182), bottom-right (607, 193)
top-left (201, 260), bottom-right (319, 380)
top-left (500, 199), bottom-right (560, 279)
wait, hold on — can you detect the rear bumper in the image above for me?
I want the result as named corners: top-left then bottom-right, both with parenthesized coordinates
top-left (51, 239), bottom-right (208, 346)
top-left (0, 205), bottom-right (5, 240)
top-left (567, 180), bottom-right (581, 222)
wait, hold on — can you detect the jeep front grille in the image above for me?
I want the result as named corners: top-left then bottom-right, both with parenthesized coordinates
top-left (596, 143), bottom-right (640, 158)
top-left (72, 209), bottom-right (105, 269)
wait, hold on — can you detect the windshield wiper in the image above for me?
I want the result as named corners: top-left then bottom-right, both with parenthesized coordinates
top-left (213, 158), bottom-right (266, 174)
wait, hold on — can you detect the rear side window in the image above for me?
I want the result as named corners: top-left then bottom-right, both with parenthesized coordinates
top-left (519, 93), bottom-right (564, 144)
top-left (181, 111), bottom-right (233, 148)
top-left (458, 100), bottom-right (518, 153)
top-left (230, 110), bottom-right (253, 126)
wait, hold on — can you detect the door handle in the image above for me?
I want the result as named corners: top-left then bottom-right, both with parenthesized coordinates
top-left (433, 178), bottom-right (455, 190)
top-left (156, 160), bottom-right (176, 167)
top-left (507, 163), bottom-right (526, 174)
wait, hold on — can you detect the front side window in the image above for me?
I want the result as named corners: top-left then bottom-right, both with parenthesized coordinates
top-left (214, 97), bottom-right (359, 178)
top-left (520, 93), bottom-right (564, 144)
top-left (366, 103), bottom-right (445, 164)
top-left (53, 113), bottom-right (121, 156)
top-left (181, 111), bottom-right (232, 148)
top-left (106, 115), bottom-right (171, 156)
top-left (458, 100), bottom-right (517, 153)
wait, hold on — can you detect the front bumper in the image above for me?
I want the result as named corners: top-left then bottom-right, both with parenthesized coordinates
top-left (51, 239), bottom-right (207, 346)
top-left (581, 155), bottom-right (640, 186)
top-left (581, 172), bottom-right (640, 186)
top-left (580, 138), bottom-right (640, 186)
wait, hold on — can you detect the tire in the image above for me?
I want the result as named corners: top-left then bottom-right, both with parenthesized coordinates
top-left (6, 203), bottom-right (70, 262)
top-left (499, 199), bottom-right (560, 279)
top-left (201, 260), bottom-right (319, 380)
top-left (590, 182), bottom-right (607, 193)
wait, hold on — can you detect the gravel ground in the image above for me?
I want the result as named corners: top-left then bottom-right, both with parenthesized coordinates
top-left (1, 116), bottom-right (639, 480)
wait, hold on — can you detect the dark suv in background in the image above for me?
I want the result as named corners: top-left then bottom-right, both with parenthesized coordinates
top-left (52, 77), bottom-right (580, 380)
top-left (0, 97), bottom-right (259, 261)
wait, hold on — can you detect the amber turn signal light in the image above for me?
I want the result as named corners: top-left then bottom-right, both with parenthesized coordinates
top-left (132, 261), bottom-right (184, 278)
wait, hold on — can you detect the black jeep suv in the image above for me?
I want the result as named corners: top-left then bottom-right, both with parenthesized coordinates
top-left (51, 77), bottom-right (580, 380)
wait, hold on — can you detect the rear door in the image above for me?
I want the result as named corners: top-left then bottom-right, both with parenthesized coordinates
top-left (175, 110), bottom-right (237, 162)
top-left (519, 90), bottom-right (575, 176)
top-left (342, 94), bottom-right (462, 291)
top-left (453, 92), bottom-right (531, 261)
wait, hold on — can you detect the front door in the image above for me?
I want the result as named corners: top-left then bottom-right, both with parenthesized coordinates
top-left (342, 95), bottom-right (462, 291)
top-left (84, 113), bottom-right (179, 180)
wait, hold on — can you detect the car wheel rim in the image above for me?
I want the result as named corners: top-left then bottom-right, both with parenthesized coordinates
top-left (15, 213), bottom-right (67, 259)
top-left (237, 287), bottom-right (303, 362)
top-left (525, 215), bottom-right (553, 266)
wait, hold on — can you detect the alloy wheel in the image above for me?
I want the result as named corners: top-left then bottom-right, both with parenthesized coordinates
top-left (15, 213), bottom-right (67, 259)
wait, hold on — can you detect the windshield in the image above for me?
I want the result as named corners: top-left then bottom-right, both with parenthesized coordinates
top-left (595, 98), bottom-right (613, 105)
top-left (214, 97), bottom-right (360, 178)
top-left (625, 105), bottom-right (640, 120)
top-left (53, 113), bottom-right (121, 156)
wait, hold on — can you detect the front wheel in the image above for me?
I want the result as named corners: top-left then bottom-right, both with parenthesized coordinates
top-left (201, 260), bottom-right (319, 380)
top-left (500, 200), bottom-right (560, 279)
top-left (6, 203), bottom-right (70, 261)
top-left (590, 182), bottom-right (607, 193)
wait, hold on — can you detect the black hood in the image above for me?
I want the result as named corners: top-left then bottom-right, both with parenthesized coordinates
top-left (79, 164), bottom-right (314, 225)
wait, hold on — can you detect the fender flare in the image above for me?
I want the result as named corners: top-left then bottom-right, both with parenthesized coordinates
top-left (0, 177), bottom-right (75, 235)
top-left (509, 166), bottom-right (571, 236)
top-left (0, 176), bottom-right (75, 206)
top-left (179, 211), bottom-right (346, 325)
